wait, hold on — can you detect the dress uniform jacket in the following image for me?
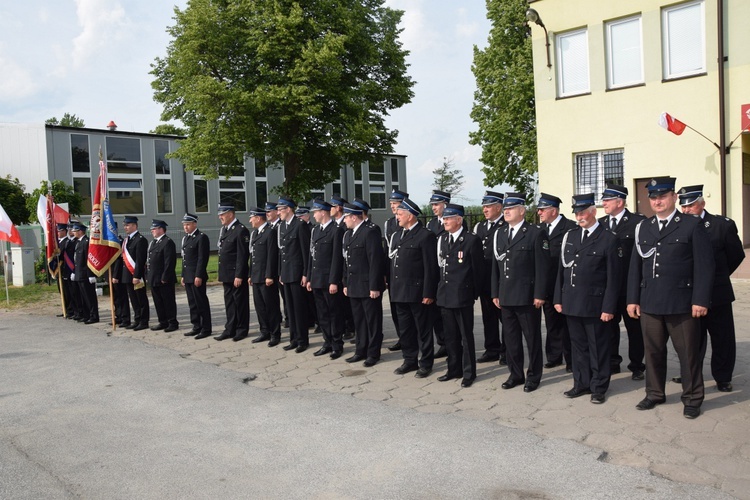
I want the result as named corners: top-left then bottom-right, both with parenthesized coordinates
top-left (121, 232), bottom-right (148, 282)
top-left (146, 235), bottom-right (177, 287)
top-left (436, 231), bottom-right (483, 308)
top-left (111, 235), bottom-right (130, 325)
top-left (58, 237), bottom-right (76, 317)
top-left (277, 216), bottom-right (310, 284)
top-left (702, 211), bottom-right (745, 306)
top-left (249, 224), bottom-right (278, 284)
top-left (474, 217), bottom-right (505, 295)
top-left (388, 222), bottom-right (439, 303)
top-left (627, 214), bottom-right (714, 314)
top-left (544, 215), bottom-right (578, 298)
top-left (181, 230), bottom-right (210, 282)
top-left (473, 217), bottom-right (506, 358)
top-left (73, 235), bottom-right (98, 321)
top-left (599, 209), bottom-right (646, 297)
top-left (218, 220), bottom-right (250, 282)
top-left (307, 221), bottom-right (344, 287)
top-left (343, 224), bottom-right (386, 297)
top-left (491, 222), bottom-right (552, 306)
top-left (73, 235), bottom-right (93, 281)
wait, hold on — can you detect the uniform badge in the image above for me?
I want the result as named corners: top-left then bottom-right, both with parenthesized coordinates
top-left (542, 239), bottom-right (549, 250)
top-left (704, 221), bottom-right (710, 228)
top-left (458, 251), bottom-right (463, 263)
top-left (650, 179), bottom-right (657, 186)
top-left (243, 235), bottom-right (250, 243)
top-left (674, 216), bottom-right (680, 222)
top-left (617, 247), bottom-right (623, 258)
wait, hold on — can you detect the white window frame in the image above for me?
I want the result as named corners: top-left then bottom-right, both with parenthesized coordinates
top-left (606, 15), bottom-right (644, 89)
top-left (556, 28), bottom-right (590, 98)
top-left (70, 133), bottom-right (92, 213)
top-left (193, 176), bottom-right (210, 214)
top-left (662, 0), bottom-right (705, 80)
top-left (154, 139), bottom-right (173, 215)
top-left (106, 136), bottom-right (145, 215)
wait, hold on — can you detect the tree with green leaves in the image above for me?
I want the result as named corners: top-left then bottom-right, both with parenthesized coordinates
top-left (0, 175), bottom-right (30, 224)
top-left (151, 0), bottom-right (414, 201)
top-left (432, 157), bottom-right (464, 198)
top-left (25, 180), bottom-right (84, 223)
top-left (151, 123), bottom-right (187, 136)
top-left (46, 113), bottom-right (85, 128)
top-left (470, 0), bottom-right (537, 195)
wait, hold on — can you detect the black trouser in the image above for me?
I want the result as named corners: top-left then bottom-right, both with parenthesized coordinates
top-left (126, 283), bottom-right (150, 326)
top-left (77, 280), bottom-right (98, 321)
top-left (185, 281), bottom-right (211, 333)
top-left (479, 294), bottom-right (504, 356)
top-left (222, 281), bottom-right (249, 337)
top-left (113, 282), bottom-right (130, 325)
top-left (567, 316), bottom-right (611, 394)
top-left (61, 278), bottom-right (76, 317)
top-left (441, 305), bottom-right (476, 381)
top-left (699, 302), bottom-right (736, 384)
top-left (151, 283), bottom-right (178, 328)
top-left (433, 311), bottom-right (445, 347)
top-left (312, 287), bottom-right (344, 352)
top-left (501, 305), bottom-right (543, 385)
top-left (641, 312), bottom-right (704, 408)
top-left (609, 296), bottom-right (645, 372)
top-left (252, 282), bottom-right (280, 339)
top-left (283, 281), bottom-right (309, 346)
top-left (543, 301), bottom-right (571, 366)
top-left (350, 295), bottom-right (383, 360)
top-left (394, 301), bottom-right (437, 369)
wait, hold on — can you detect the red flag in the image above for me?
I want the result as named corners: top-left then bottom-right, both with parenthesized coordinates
top-left (88, 159), bottom-right (122, 276)
top-left (658, 112), bottom-right (687, 136)
top-left (0, 202), bottom-right (23, 245)
top-left (45, 195), bottom-right (60, 279)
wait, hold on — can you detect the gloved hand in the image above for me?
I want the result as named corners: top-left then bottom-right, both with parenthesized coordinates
top-left (70, 273), bottom-right (76, 280)
top-left (89, 277), bottom-right (96, 284)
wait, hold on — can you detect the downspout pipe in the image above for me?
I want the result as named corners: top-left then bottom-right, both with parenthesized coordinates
top-left (718, 0), bottom-right (727, 216)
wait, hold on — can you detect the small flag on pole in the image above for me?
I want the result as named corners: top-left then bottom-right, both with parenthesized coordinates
top-left (88, 150), bottom-right (122, 276)
top-left (0, 202), bottom-right (24, 246)
top-left (659, 112), bottom-right (687, 136)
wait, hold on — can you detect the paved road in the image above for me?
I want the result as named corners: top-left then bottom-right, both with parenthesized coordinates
top-left (0, 312), bottom-right (730, 500)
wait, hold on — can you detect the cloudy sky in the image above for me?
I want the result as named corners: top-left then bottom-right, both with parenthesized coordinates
top-left (0, 0), bottom-right (502, 204)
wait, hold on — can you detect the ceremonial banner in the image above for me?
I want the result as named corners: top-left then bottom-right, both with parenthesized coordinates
top-left (87, 158), bottom-right (122, 276)
top-left (45, 195), bottom-right (60, 279)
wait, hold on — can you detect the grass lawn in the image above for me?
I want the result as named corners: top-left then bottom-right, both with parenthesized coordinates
top-left (0, 275), bottom-right (60, 309)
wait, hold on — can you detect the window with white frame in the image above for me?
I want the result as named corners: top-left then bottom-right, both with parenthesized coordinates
top-left (606, 15), bottom-right (643, 89)
top-left (662, 0), bottom-right (705, 80)
top-left (369, 161), bottom-right (386, 209)
top-left (106, 136), bottom-right (144, 214)
top-left (254, 157), bottom-right (268, 207)
top-left (556, 28), bottom-right (590, 97)
top-left (352, 164), bottom-right (364, 201)
top-left (218, 166), bottom-right (247, 212)
top-left (574, 149), bottom-right (624, 201)
top-left (193, 177), bottom-right (209, 213)
top-left (71, 134), bottom-right (92, 213)
top-left (390, 157), bottom-right (400, 191)
top-left (154, 140), bottom-right (173, 214)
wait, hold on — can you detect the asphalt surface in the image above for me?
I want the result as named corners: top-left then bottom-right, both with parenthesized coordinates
top-left (0, 312), bottom-right (731, 499)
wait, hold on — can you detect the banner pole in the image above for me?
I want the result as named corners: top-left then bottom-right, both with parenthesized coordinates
top-left (109, 268), bottom-right (116, 330)
top-left (3, 241), bottom-right (9, 306)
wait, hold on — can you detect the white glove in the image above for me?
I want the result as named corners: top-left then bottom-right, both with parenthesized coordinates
top-left (70, 273), bottom-right (76, 280)
top-left (89, 277), bottom-right (96, 284)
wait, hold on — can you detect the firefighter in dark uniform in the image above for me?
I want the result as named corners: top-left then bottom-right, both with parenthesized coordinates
top-left (554, 194), bottom-right (622, 404)
top-left (384, 189), bottom-right (408, 352)
top-left (491, 193), bottom-right (552, 393)
top-left (599, 183), bottom-right (647, 380)
top-left (247, 207), bottom-right (281, 346)
top-left (679, 185), bottom-right (745, 392)
top-left (215, 204), bottom-right (251, 342)
top-left (71, 222), bottom-right (99, 324)
top-left (342, 203), bottom-right (386, 366)
top-left (389, 197), bottom-right (440, 378)
top-left (180, 213), bottom-right (212, 339)
top-left (276, 196), bottom-right (311, 352)
top-left (63, 223), bottom-right (82, 320)
top-left (426, 189), bottom-right (451, 358)
top-left (331, 195), bottom-right (355, 341)
top-left (537, 192), bottom-right (577, 372)
top-left (627, 177), bottom-right (714, 419)
top-left (296, 205), bottom-right (318, 333)
top-left (436, 204), bottom-right (483, 387)
top-left (473, 191), bottom-right (506, 365)
top-left (146, 219), bottom-right (178, 332)
top-left (121, 216), bottom-right (150, 331)
top-left (110, 222), bottom-right (130, 327)
top-left (56, 223), bottom-right (75, 318)
top-left (305, 199), bottom-right (346, 359)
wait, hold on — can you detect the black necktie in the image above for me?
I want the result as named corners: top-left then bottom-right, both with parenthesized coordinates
top-left (610, 217), bottom-right (616, 231)
top-left (508, 227), bottom-right (514, 241)
top-left (659, 220), bottom-right (668, 232)
top-left (582, 229), bottom-right (589, 242)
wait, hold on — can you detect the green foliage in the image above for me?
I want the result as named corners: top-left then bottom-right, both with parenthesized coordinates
top-left (151, 123), bottom-right (187, 136)
top-left (0, 276), bottom-right (60, 309)
top-left (432, 157), bottom-right (465, 197)
top-left (46, 112), bottom-right (85, 128)
top-left (26, 180), bottom-right (84, 223)
top-left (151, 0), bottom-right (414, 201)
top-left (470, 0), bottom-right (537, 195)
top-left (0, 175), bottom-right (31, 224)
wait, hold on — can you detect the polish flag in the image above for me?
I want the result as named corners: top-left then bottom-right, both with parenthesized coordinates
top-left (0, 202), bottom-right (24, 246)
top-left (659, 112), bottom-right (687, 136)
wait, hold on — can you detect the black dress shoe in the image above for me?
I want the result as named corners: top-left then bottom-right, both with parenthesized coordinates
top-left (282, 342), bottom-right (299, 351)
top-left (671, 376), bottom-right (682, 383)
top-left (232, 333), bottom-right (248, 342)
top-left (565, 365), bottom-right (572, 373)
top-left (683, 406), bottom-right (701, 419)
top-left (498, 354), bottom-right (507, 366)
top-left (717, 382), bottom-right (733, 392)
top-left (84, 318), bottom-right (99, 325)
top-left (330, 350), bottom-right (343, 360)
top-left (523, 381), bottom-right (539, 393)
top-left (194, 332), bottom-right (211, 340)
top-left (590, 393), bottom-right (605, 404)
top-left (294, 344), bottom-right (308, 353)
top-left (252, 335), bottom-right (270, 344)
top-left (387, 342), bottom-right (402, 352)
top-left (215, 332), bottom-right (234, 341)
top-left (501, 378), bottom-right (522, 390)
top-left (477, 353), bottom-right (499, 363)
top-left (77, 317), bottom-right (87, 323)
top-left (461, 378), bottom-right (475, 388)
top-left (346, 354), bottom-right (365, 363)
top-left (314, 346), bottom-right (332, 357)
top-left (393, 363), bottom-right (418, 375)
top-left (150, 324), bottom-right (167, 331)
top-left (415, 367), bottom-right (432, 378)
top-left (184, 330), bottom-right (200, 337)
top-left (434, 346), bottom-right (448, 359)
top-left (268, 337), bottom-right (280, 347)
top-left (342, 332), bottom-right (355, 341)
top-left (164, 325), bottom-right (179, 333)
top-left (636, 397), bottom-right (666, 410)
top-left (544, 360), bottom-right (563, 369)
top-left (363, 358), bottom-right (379, 367)
top-left (125, 323), bottom-right (137, 330)
top-left (563, 387), bottom-right (591, 398)
top-left (631, 370), bottom-right (645, 381)
top-left (132, 324), bottom-right (149, 331)
top-left (119, 323), bottom-right (132, 329)
top-left (437, 373), bottom-right (460, 382)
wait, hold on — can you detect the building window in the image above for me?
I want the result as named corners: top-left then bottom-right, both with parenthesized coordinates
top-left (254, 157), bottom-right (267, 178)
top-left (106, 136), bottom-right (142, 174)
top-left (556, 28), bottom-right (590, 97)
top-left (154, 140), bottom-right (170, 175)
top-left (370, 186), bottom-right (386, 209)
top-left (154, 140), bottom-right (172, 214)
top-left (369, 161), bottom-right (386, 209)
top-left (219, 180), bottom-right (246, 212)
top-left (74, 177), bottom-right (92, 214)
top-left (574, 149), bottom-right (624, 201)
top-left (71, 134), bottom-right (89, 173)
top-left (332, 182), bottom-right (342, 197)
top-left (109, 179), bottom-right (144, 214)
top-left (194, 178), bottom-right (209, 213)
top-left (255, 181), bottom-right (267, 207)
top-left (390, 158), bottom-right (399, 185)
top-left (156, 180), bottom-right (172, 214)
top-left (606, 16), bottom-right (643, 89)
top-left (352, 164), bottom-right (364, 201)
top-left (662, 0), bottom-right (705, 80)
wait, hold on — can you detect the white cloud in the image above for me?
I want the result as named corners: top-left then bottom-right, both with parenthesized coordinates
top-left (0, 45), bottom-right (39, 102)
top-left (71, 0), bottom-right (129, 68)
top-left (385, 0), bottom-right (439, 54)
top-left (455, 8), bottom-right (479, 39)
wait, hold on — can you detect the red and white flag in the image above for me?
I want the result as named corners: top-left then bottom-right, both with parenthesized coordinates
top-left (0, 202), bottom-right (24, 246)
top-left (659, 112), bottom-right (687, 136)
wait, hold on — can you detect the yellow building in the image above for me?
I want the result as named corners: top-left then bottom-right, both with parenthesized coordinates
top-left (528, 0), bottom-right (750, 244)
